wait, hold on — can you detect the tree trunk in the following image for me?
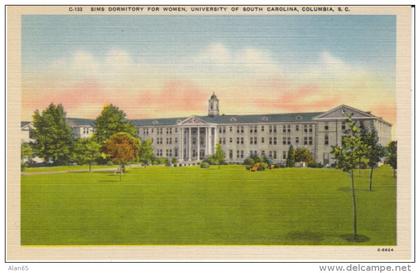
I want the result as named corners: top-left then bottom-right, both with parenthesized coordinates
top-left (369, 167), bottom-right (374, 191)
top-left (351, 170), bottom-right (358, 239)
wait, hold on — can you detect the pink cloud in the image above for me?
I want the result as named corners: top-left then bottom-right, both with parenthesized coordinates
top-left (254, 85), bottom-right (341, 112)
top-left (371, 104), bottom-right (396, 125)
top-left (22, 80), bottom-right (211, 120)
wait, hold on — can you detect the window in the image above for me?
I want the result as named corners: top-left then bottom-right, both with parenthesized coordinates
top-left (219, 128), bottom-right (222, 134)
top-left (309, 137), bottom-right (313, 145)
top-left (273, 151), bottom-right (277, 159)
top-left (219, 138), bottom-right (222, 144)
top-left (287, 124), bottom-right (291, 133)
top-left (230, 137), bottom-right (233, 143)
top-left (273, 126), bottom-right (277, 133)
top-left (223, 138), bottom-right (226, 144)
top-left (250, 137), bottom-right (253, 144)
top-left (254, 137), bottom-right (258, 145)
top-left (229, 150), bottom-right (233, 159)
top-left (342, 122), bottom-right (346, 130)
top-left (283, 151), bottom-right (287, 160)
top-left (250, 127), bottom-right (253, 133)
top-left (282, 125), bottom-right (286, 133)
top-left (261, 137), bottom-right (265, 144)
top-left (324, 135), bottom-right (329, 145)
top-left (229, 127), bottom-right (232, 132)
top-left (269, 151), bottom-right (273, 158)
top-left (309, 125), bottom-right (313, 133)
top-left (223, 127), bottom-right (226, 133)
top-left (241, 126), bottom-right (244, 133)
top-left (237, 126), bottom-right (240, 133)
top-left (304, 137), bottom-right (308, 145)
top-left (295, 137), bottom-right (299, 144)
top-left (241, 137), bottom-right (244, 144)
top-left (296, 124), bottom-right (299, 131)
top-left (261, 126), bottom-right (265, 132)
top-left (287, 137), bottom-right (291, 145)
top-left (261, 150), bottom-right (265, 157)
top-left (237, 137), bottom-right (240, 144)
top-left (175, 137), bottom-right (178, 144)
top-left (237, 150), bottom-right (240, 158)
top-left (282, 137), bottom-right (286, 145)
top-left (269, 125), bottom-right (272, 133)
top-left (269, 137), bottom-right (272, 145)
top-left (324, 124), bottom-right (329, 131)
top-left (274, 137), bottom-right (277, 145)
top-left (304, 125), bottom-right (308, 133)
top-left (240, 150), bottom-right (244, 158)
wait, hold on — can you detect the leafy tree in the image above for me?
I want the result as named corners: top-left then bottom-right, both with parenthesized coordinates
top-left (331, 114), bottom-right (368, 241)
top-left (21, 143), bottom-right (33, 170)
top-left (294, 147), bottom-right (313, 164)
top-left (386, 141), bottom-right (397, 177)
top-left (31, 103), bottom-right (73, 165)
top-left (139, 138), bottom-right (154, 165)
top-left (361, 128), bottom-right (385, 191)
top-left (72, 137), bottom-right (102, 172)
top-left (103, 132), bottom-right (140, 181)
top-left (286, 145), bottom-right (295, 167)
top-left (213, 143), bottom-right (225, 168)
top-left (94, 104), bottom-right (137, 144)
top-left (171, 157), bottom-right (178, 166)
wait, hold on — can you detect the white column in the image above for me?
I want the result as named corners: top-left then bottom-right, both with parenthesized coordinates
top-left (188, 127), bottom-right (192, 161)
top-left (205, 127), bottom-right (209, 157)
top-left (197, 127), bottom-right (201, 161)
top-left (180, 127), bottom-right (183, 161)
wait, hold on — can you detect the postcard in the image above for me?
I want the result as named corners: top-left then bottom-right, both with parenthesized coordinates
top-left (6, 5), bottom-right (413, 261)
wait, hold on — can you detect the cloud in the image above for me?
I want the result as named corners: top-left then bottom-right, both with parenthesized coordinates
top-left (193, 43), bottom-right (282, 77)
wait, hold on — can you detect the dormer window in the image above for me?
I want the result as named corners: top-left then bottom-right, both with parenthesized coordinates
top-left (230, 117), bottom-right (237, 122)
top-left (296, 115), bottom-right (302, 121)
top-left (262, 116), bottom-right (269, 122)
top-left (152, 120), bottom-right (159, 125)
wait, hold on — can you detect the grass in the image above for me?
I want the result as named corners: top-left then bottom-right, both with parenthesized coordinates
top-left (23, 164), bottom-right (118, 173)
top-left (21, 165), bottom-right (396, 245)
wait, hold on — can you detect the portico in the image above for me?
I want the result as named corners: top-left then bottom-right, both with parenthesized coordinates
top-left (178, 117), bottom-right (217, 162)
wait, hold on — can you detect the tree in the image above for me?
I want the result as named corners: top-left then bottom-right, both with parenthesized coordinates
top-left (31, 103), bottom-right (74, 165)
top-left (139, 138), bottom-right (154, 165)
top-left (103, 132), bottom-right (140, 181)
top-left (294, 147), bottom-right (313, 164)
top-left (213, 143), bottom-right (225, 168)
top-left (286, 145), bottom-right (295, 167)
top-left (94, 104), bottom-right (137, 144)
top-left (21, 143), bottom-right (33, 170)
top-left (331, 114), bottom-right (368, 241)
top-left (72, 137), bottom-right (101, 172)
top-left (386, 141), bottom-right (397, 177)
top-left (361, 128), bottom-right (385, 191)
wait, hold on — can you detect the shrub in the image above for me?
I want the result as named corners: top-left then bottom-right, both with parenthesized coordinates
top-left (243, 157), bottom-right (255, 166)
top-left (308, 161), bottom-right (323, 168)
top-left (200, 161), bottom-right (210, 168)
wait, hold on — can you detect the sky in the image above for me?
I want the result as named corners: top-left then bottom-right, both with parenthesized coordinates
top-left (22, 15), bottom-right (396, 124)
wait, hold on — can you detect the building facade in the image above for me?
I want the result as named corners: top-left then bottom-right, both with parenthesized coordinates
top-left (21, 94), bottom-right (392, 165)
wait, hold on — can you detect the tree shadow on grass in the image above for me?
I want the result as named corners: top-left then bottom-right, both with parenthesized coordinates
top-left (337, 187), bottom-right (374, 193)
top-left (286, 231), bottom-right (325, 243)
top-left (340, 234), bottom-right (370, 243)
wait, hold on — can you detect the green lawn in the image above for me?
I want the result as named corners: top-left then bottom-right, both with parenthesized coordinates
top-left (21, 165), bottom-right (396, 245)
top-left (24, 164), bottom-right (119, 173)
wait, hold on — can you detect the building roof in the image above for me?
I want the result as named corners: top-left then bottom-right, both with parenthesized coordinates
top-left (131, 112), bottom-right (323, 126)
top-left (66, 117), bottom-right (96, 127)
